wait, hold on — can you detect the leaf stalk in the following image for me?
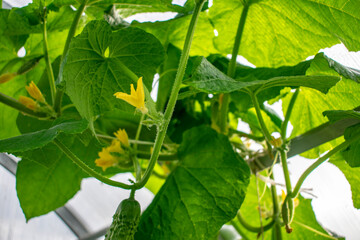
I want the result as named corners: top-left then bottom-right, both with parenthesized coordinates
top-left (133, 0), bottom-right (206, 190)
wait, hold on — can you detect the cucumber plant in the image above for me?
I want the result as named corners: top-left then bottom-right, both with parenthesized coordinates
top-left (0, 0), bottom-right (360, 239)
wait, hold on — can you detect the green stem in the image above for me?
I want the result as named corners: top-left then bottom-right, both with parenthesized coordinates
top-left (230, 220), bottom-right (250, 240)
top-left (54, 0), bottom-right (88, 113)
top-left (53, 139), bottom-right (133, 189)
top-left (237, 212), bottom-right (275, 232)
top-left (218, 3), bottom-right (250, 133)
top-left (279, 148), bottom-right (294, 227)
top-left (229, 128), bottom-right (265, 142)
top-left (133, 114), bottom-right (145, 182)
top-left (270, 172), bottom-right (283, 240)
top-left (281, 89), bottom-right (299, 141)
top-left (291, 136), bottom-right (360, 198)
top-left (134, 0), bottom-right (206, 190)
top-left (0, 92), bottom-right (48, 118)
top-left (280, 150), bottom-right (292, 195)
top-left (250, 91), bottom-right (273, 143)
top-left (42, 14), bottom-right (56, 104)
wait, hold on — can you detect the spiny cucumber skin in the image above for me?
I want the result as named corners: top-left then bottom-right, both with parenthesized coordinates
top-left (105, 198), bottom-right (141, 240)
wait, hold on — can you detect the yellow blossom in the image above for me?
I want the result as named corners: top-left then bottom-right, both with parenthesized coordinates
top-left (95, 148), bottom-right (118, 171)
top-left (0, 72), bottom-right (17, 84)
top-left (107, 139), bottom-right (124, 153)
top-left (114, 77), bottom-right (148, 114)
top-left (25, 81), bottom-right (45, 103)
top-left (19, 96), bottom-right (39, 111)
top-left (114, 129), bottom-right (129, 147)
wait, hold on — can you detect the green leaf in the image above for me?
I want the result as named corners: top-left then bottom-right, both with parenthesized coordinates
top-left (284, 53), bottom-right (360, 158)
top-left (284, 196), bottom-right (336, 240)
top-left (136, 126), bottom-right (250, 239)
top-left (63, 20), bottom-right (165, 122)
top-left (134, 13), bottom-right (217, 56)
top-left (331, 154), bottom-right (360, 209)
top-left (0, 120), bottom-right (88, 152)
top-left (308, 53), bottom-right (360, 83)
top-left (209, 0), bottom-right (360, 67)
top-left (323, 110), bottom-right (360, 122)
top-left (341, 124), bottom-right (360, 167)
top-left (16, 136), bottom-right (101, 220)
top-left (185, 57), bottom-right (340, 94)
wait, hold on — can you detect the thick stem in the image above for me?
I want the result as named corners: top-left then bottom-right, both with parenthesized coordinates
top-left (281, 89), bottom-right (299, 141)
top-left (250, 91), bottom-right (273, 143)
top-left (54, 139), bottom-right (133, 189)
top-left (0, 92), bottom-right (48, 118)
top-left (230, 220), bottom-right (250, 240)
top-left (54, 0), bottom-right (88, 113)
top-left (133, 114), bottom-right (144, 182)
top-left (270, 172), bottom-right (282, 240)
top-left (229, 128), bottom-right (265, 142)
top-left (237, 212), bottom-right (275, 232)
top-left (134, 0), bottom-right (206, 190)
top-left (280, 150), bottom-right (292, 195)
top-left (42, 14), bottom-right (56, 104)
top-left (218, 3), bottom-right (250, 133)
top-left (291, 136), bottom-right (360, 198)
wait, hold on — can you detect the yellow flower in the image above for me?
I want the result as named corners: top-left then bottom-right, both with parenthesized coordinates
top-left (0, 72), bottom-right (17, 84)
top-left (114, 129), bottom-right (129, 147)
top-left (95, 148), bottom-right (118, 171)
top-left (25, 81), bottom-right (45, 103)
top-left (19, 96), bottom-right (39, 111)
top-left (114, 77), bottom-right (148, 114)
top-left (107, 139), bottom-right (124, 153)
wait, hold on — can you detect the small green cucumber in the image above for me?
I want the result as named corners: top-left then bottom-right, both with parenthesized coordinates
top-left (105, 198), bottom-right (141, 240)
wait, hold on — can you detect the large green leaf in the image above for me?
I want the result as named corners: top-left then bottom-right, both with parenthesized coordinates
top-left (16, 136), bottom-right (101, 220)
top-left (331, 154), bottom-right (360, 209)
top-left (283, 196), bottom-right (337, 240)
top-left (63, 20), bottom-right (165, 122)
top-left (51, 0), bottom-right (185, 18)
top-left (136, 126), bottom-right (250, 239)
top-left (236, 178), bottom-right (335, 239)
top-left (284, 53), bottom-right (360, 158)
top-left (134, 13), bottom-right (217, 56)
top-left (185, 57), bottom-right (340, 94)
top-left (0, 120), bottom-right (88, 152)
top-left (209, 0), bottom-right (360, 67)
top-left (323, 110), bottom-right (360, 123)
top-left (341, 124), bottom-right (360, 167)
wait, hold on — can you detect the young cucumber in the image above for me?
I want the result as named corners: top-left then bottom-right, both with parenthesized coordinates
top-left (105, 198), bottom-right (141, 240)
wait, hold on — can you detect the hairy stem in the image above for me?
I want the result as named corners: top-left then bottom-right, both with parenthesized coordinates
top-left (281, 89), bottom-right (299, 141)
top-left (134, 0), bottom-right (206, 190)
top-left (250, 91), bottom-right (273, 143)
top-left (291, 135), bottom-right (360, 198)
top-left (54, 139), bottom-right (133, 189)
top-left (270, 172), bottom-right (283, 240)
top-left (218, 2), bottom-right (250, 133)
top-left (0, 92), bottom-right (48, 118)
top-left (54, 0), bottom-right (88, 113)
top-left (42, 13), bottom-right (56, 104)
top-left (133, 114), bottom-right (145, 182)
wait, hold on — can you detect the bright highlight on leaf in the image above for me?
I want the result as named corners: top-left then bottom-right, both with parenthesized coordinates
top-left (114, 77), bottom-right (148, 114)
top-left (25, 81), bottom-right (45, 103)
top-left (19, 96), bottom-right (38, 111)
